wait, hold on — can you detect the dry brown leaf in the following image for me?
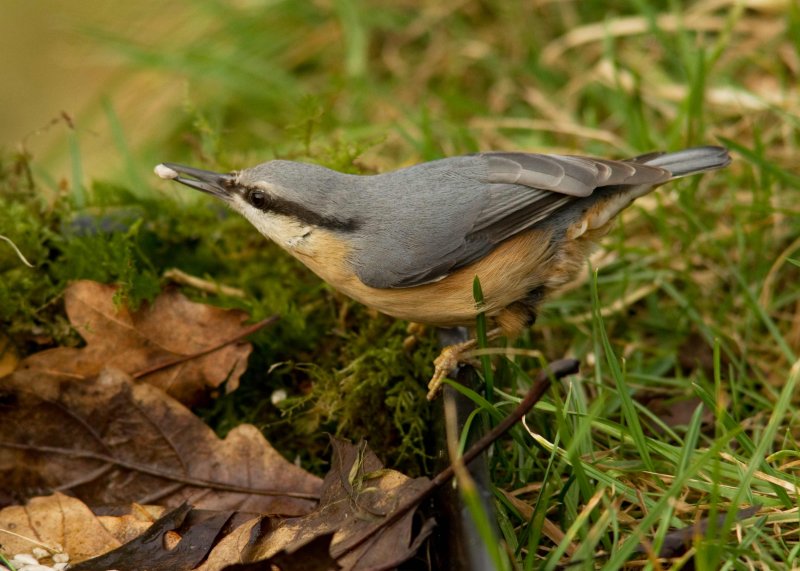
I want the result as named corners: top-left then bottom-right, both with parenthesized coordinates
top-left (69, 503), bottom-right (242, 571)
top-left (194, 517), bottom-right (265, 571)
top-left (0, 367), bottom-right (321, 514)
top-left (0, 493), bottom-right (121, 564)
top-left (95, 504), bottom-right (167, 545)
top-left (14, 280), bottom-right (258, 405)
top-left (0, 494), bottom-right (265, 570)
top-left (223, 532), bottom-right (339, 571)
top-left (0, 440), bottom-right (431, 570)
top-left (244, 437), bottom-right (434, 571)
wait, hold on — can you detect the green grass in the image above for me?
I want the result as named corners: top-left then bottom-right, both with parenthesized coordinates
top-left (3, 0), bottom-right (800, 567)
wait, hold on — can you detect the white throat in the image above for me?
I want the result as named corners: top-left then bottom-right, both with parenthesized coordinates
top-left (235, 199), bottom-right (313, 252)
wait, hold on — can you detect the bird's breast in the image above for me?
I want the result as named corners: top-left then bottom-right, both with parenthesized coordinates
top-left (290, 227), bottom-right (602, 328)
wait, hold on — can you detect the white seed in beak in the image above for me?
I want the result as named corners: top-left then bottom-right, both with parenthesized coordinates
top-left (154, 163), bottom-right (179, 180)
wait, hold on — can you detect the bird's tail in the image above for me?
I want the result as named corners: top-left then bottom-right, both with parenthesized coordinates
top-left (632, 146), bottom-right (731, 178)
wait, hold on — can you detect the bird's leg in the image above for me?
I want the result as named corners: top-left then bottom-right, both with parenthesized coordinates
top-left (402, 322), bottom-right (427, 352)
top-left (427, 327), bottom-right (504, 400)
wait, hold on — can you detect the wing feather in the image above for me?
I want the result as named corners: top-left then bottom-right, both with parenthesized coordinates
top-left (466, 152), bottom-right (669, 245)
top-left (355, 152), bottom-right (672, 288)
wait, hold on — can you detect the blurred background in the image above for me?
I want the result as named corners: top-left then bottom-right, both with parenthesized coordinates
top-left (2, 1), bottom-right (185, 179)
top-left (5, 0), bottom-right (795, 187)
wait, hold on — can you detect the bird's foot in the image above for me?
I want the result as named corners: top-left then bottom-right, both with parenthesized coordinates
top-left (427, 339), bottom-right (478, 400)
top-left (402, 322), bottom-right (427, 352)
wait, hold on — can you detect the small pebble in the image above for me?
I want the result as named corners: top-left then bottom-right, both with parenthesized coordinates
top-left (53, 563), bottom-right (69, 571)
top-left (11, 553), bottom-right (39, 566)
top-left (17, 565), bottom-right (52, 571)
top-left (52, 554), bottom-right (70, 563)
top-left (270, 388), bottom-right (287, 405)
top-left (154, 164), bottom-right (179, 180)
top-left (31, 548), bottom-right (49, 560)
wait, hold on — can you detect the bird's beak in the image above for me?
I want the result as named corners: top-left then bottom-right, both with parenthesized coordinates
top-left (154, 163), bottom-right (236, 201)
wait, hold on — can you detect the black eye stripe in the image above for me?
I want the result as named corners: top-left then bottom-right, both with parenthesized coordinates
top-left (239, 186), bottom-right (360, 232)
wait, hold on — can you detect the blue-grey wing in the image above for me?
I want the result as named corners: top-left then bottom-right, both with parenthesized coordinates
top-left (354, 152), bottom-right (670, 288)
top-left (467, 152), bottom-right (670, 244)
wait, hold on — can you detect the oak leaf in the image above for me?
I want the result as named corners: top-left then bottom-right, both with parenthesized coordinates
top-left (239, 437), bottom-right (434, 571)
top-left (15, 280), bottom-right (259, 405)
top-left (0, 493), bottom-right (122, 564)
top-left (0, 367), bottom-right (321, 514)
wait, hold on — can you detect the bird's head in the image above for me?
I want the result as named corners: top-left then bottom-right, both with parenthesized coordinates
top-left (155, 161), bottom-right (357, 248)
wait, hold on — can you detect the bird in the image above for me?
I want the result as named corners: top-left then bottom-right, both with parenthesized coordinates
top-left (155, 145), bottom-right (730, 398)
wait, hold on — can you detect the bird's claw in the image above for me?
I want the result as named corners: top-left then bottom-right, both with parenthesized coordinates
top-left (427, 341), bottom-right (477, 400)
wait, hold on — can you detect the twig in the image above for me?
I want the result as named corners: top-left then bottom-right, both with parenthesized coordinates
top-left (163, 268), bottom-right (246, 298)
top-left (132, 315), bottom-right (278, 379)
top-left (0, 235), bottom-right (35, 268)
top-left (0, 527), bottom-right (62, 554)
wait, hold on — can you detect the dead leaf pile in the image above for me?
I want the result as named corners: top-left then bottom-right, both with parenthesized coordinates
top-left (0, 280), bottom-right (433, 570)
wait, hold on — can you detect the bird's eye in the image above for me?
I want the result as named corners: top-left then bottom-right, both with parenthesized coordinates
top-left (246, 189), bottom-right (267, 209)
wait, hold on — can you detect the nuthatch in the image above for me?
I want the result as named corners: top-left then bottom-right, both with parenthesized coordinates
top-left (155, 146), bottom-right (730, 398)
